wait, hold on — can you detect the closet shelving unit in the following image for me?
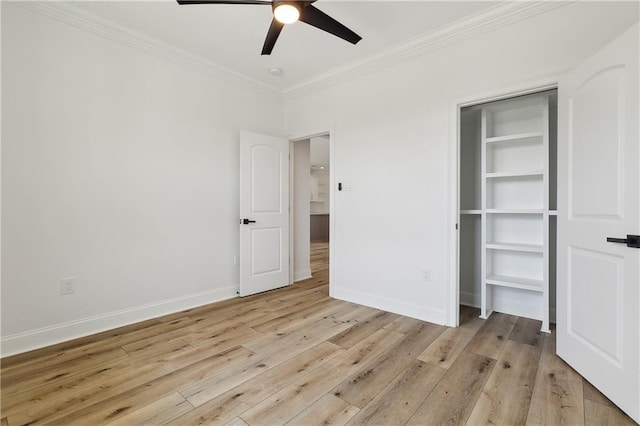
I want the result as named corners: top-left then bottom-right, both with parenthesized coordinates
top-left (460, 91), bottom-right (556, 333)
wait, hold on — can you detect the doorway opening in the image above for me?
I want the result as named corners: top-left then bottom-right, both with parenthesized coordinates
top-left (291, 134), bottom-right (331, 289)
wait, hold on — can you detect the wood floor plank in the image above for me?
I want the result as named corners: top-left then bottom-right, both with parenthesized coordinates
top-left (120, 326), bottom-right (196, 355)
top-left (122, 337), bottom-right (193, 360)
top-left (226, 417), bottom-right (250, 426)
top-left (182, 303), bottom-right (280, 338)
top-left (584, 399), bottom-right (637, 426)
top-left (0, 332), bottom-right (235, 415)
top-left (43, 347), bottom-right (255, 426)
top-left (417, 326), bottom-right (475, 370)
top-left (467, 339), bottom-right (542, 426)
top-left (348, 360), bottom-right (445, 425)
top-left (7, 346), bottom-right (253, 426)
top-left (332, 321), bottom-right (445, 408)
top-left (525, 335), bottom-right (584, 426)
top-left (179, 341), bottom-right (342, 408)
top-left (0, 334), bottom-right (241, 419)
top-left (466, 311), bottom-right (518, 359)
top-left (251, 297), bottom-right (340, 334)
top-left (1, 356), bottom-right (129, 416)
top-left (329, 311), bottom-right (399, 349)
top-left (406, 350), bottom-right (495, 426)
top-left (167, 341), bottom-right (344, 425)
top-left (241, 317), bottom-right (344, 358)
top-left (383, 316), bottom-right (424, 334)
top-left (1, 345), bottom-right (130, 397)
top-left (285, 394), bottom-right (359, 426)
top-left (509, 317), bottom-right (543, 347)
top-left (104, 392), bottom-right (192, 426)
top-left (583, 378), bottom-right (616, 407)
top-left (182, 317), bottom-right (263, 347)
top-left (240, 329), bottom-right (404, 425)
top-left (114, 317), bottom-right (196, 352)
top-left (182, 326), bottom-right (263, 351)
top-left (261, 298), bottom-right (374, 337)
top-left (179, 352), bottom-right (282, 407)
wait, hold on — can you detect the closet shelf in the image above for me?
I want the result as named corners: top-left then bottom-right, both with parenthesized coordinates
top-left (485, 274), bottom-right (544, 292)
top-left (485, 170), bottom-right (544, 179)
top-left (486, 209), bottom-right (543, 214)
top-left (460, 209), bottom-right (482, 215)
top-left (486, 242), bottom-right (543, 253)
top-left (485, 131), bottom-right (543, 144)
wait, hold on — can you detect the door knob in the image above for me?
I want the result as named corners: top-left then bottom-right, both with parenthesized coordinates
top-left (242, 218), bottom-right (256, 225)
top-left (606, 234), bottom-right (640, 248)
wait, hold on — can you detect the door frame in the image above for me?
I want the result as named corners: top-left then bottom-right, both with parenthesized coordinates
top-left (447, 74), bottom-right (564, 327)
top-left (288, 130), bottom-right (335, 293)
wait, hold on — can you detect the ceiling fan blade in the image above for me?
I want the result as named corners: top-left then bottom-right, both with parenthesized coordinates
top-left (299, 4), bottom-right (362, 45)
top-left (177, 0), bottom-right (271, 5)
top-left (261, 18), bottom-right (284, 55)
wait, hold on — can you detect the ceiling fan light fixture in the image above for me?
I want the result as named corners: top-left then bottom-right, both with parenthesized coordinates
top-left (273, 3), bottom-right (300, 24)
top-left (176, 0), bottom-right (362, 56)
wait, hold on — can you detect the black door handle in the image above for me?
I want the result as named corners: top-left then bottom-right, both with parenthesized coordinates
top-left (242, 219), bottom-right (256, 225)
top-left (606, 234), bottom-right (640, 248)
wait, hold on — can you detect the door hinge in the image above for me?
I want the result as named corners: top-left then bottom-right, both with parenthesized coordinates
top-left (455, 223), bottom-right (458, 230)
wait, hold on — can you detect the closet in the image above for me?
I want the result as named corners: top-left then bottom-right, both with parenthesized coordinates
top-left (459, 90), bottom-right (557, 332)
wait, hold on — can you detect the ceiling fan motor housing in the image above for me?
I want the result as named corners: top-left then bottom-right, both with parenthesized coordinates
top-left (272, 0), bottom-right (302, 11)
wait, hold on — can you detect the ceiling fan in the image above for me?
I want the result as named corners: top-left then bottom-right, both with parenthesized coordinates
top-left (176, 0), bottom-right (362, 55)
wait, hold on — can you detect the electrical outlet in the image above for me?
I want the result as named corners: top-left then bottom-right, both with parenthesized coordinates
top-left (422, 269), bottom-right (431, 282)
top-left (61, 277), bottom-right (75, 295)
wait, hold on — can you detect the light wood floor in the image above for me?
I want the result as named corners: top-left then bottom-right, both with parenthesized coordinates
top-left (1, 241), bottom-right (635, 425)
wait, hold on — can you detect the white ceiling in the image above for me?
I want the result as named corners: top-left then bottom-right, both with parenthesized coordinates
top-left (67, 1), bottom-right (498, 91)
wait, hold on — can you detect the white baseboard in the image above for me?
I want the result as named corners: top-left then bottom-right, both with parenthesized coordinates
top-left (460, 291), bottom-right (557, 325)
top-left (330, 286), bottom-right (447, 326)
top-left (1, 286), bottom-right (238, 358)
top-left (492, 296), bottom-right (543, 321)
top-left (294, 269), bottom-right (312, 282)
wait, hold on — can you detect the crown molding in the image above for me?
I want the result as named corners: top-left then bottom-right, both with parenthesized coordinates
top-left (11, 1), bottom-right (570, 103)
top-left (11, 1), bottom-right (284, 101)
top-left (282, 1), bottom-right (571, 100)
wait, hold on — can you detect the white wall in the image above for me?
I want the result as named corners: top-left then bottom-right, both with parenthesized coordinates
top-left (310, 136), bottom-right (329, 168)
top-left (1, 4), bottom-right (283, 356)
top-left (293, 140), bottom-right (311, 281)
top-left (284, 2), bottom-right (639, 325)
top-left (310, 137), bottom-right (330, 215)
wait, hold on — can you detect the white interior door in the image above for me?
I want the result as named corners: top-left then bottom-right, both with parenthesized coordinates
top-left (239, 131), bottom-right (289, 297)
top-left (557, 23), bottom-right (639, 422)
